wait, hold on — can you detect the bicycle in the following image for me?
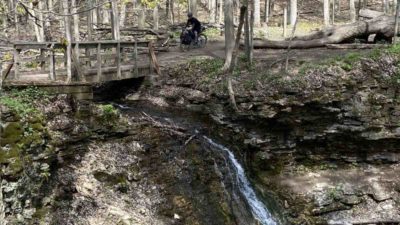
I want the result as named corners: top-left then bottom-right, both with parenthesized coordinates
top-left (179, 26), bottom-right (208, 51)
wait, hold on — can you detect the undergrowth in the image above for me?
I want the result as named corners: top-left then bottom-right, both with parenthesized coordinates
top-left (299, 44), bottom-right (400, 75)
top-left (0, 87), bottom-right (49, 116)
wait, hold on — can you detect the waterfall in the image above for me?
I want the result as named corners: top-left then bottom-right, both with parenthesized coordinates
top-left (203, 136), bottom-right (277, 225)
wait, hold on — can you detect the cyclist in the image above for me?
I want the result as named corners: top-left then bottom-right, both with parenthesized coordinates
top-left (186, 12), bottom-right (201, 44)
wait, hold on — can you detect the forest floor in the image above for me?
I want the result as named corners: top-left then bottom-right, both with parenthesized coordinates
top-left (157, 40), bottom-right (373, 72)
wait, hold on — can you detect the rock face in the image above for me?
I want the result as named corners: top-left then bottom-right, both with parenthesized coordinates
top-left (145, 53), bottom-right (400, 223)
top-left (0, 95), bottom-right (136, 224)
top-left (1, 92), bottom-right (250, 225)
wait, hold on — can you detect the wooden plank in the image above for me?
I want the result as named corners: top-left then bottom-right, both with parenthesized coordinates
top-left (13, 49), bottom-right (20, 80)
top-left (13, 41), bottom-right (151, 50)
top-left (96, 43), bottom-right (102, 82)
top-left (116, 42), bottom-right (121, 79)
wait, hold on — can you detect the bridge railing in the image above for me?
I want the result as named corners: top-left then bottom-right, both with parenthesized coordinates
top-left (10, 40), bottom-right (158, 83)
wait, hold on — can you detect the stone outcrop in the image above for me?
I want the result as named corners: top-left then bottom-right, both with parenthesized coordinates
top-left (145, 52), bottom-right (400, 223)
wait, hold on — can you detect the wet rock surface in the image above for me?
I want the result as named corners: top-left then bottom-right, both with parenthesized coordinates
top-left (138, 53), bottom-right (400, 223)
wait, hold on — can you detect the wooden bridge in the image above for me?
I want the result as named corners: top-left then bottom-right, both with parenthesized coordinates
top-left (1, 40), bottom-right (161, 99)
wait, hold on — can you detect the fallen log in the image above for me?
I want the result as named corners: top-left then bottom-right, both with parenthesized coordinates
top-left (251, 15), bottom-right (395, 49)
top-left (359, 9), bottom-right (385, 19)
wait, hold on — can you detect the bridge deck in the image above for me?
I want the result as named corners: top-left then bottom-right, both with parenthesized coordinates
top-left (2, 40), bottom-right (159, 87)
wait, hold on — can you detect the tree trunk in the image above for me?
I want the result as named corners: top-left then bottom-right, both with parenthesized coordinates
top-left (254, 0), bottom-right (261, 26)
top-left (14, 0), bottom-right (19, 39)
top-left (250, 15), bottom-right (397, 48)
top-left (383, 0), bottom-right (389, 13)
top-left (283, 7), bottom-right (287, 37)
top-left (394, 0), bottom-right (400, 42)
top-left (290, 0), bottom-right (297, 25)
top-left (62, 0), bottom-right (72, 83)
top-left (226, 6), bottom-right (247, 111)
top-left (153, 5), bottom-right (159, 30)
top-left (102, 5), bottom-right (110, 25)
top-left (265, 0), bottom-right (270, 22)
top-left (72, 0), bottom-right (79, 42)
top-left (111, 0), bottom-right (120, 40)
top-left (210, 0), bottom-right (216, 23)
top-left (138, 4), bottom-right (146, 28)
top-left (120, 2), bottom-right (126, 27)
top-left (166, 0), bottom-right (170, 18)
top-left (350, 0), bottom-right (356, 22)
top-left (245, 4), bottom-right (250, 56)
top-left (324, 0), bottom-right (330, 26)
top-left (219, 0), bottom-right (223, 23)
top-left (170, 0), bottom-right (175, 24)
top-left (223, 0), bottom-right (235, 70)
top-left (331, 0), bottom-right (335, 24)
top-left (190, 0), bottom-right (197, 17)
top-left (38, 1), bottom-right (45, 41)
top-left (249, 1), bottom-right (254, 64)
top-left (29, 2), bottom-right (43, 42)
top-left (87, 0), bottom-right (93, 41)
top-left (230, 6), bottom-right (247, 71)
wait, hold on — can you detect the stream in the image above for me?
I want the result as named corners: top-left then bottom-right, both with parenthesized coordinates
top-left (114, 102), bottom-right (280, 225)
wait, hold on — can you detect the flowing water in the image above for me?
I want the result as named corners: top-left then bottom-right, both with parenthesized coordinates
top-left (115, 102), bottom-right (279, 225)
top-left (204, 136), bottom-right (277, 225)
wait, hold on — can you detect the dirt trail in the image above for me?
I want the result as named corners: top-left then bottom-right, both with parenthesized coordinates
top-left (156, 41), bottom-right (373, 69)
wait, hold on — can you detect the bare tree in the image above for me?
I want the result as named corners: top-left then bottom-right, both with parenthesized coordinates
top-left (350, 0), bottom-right (356, 22)
top-left (138, 4), bottom-right (146, 28)
top-left (111, 0), bottom-right (120, 40)
top-left (264, 0), bottom-right (270, 22)
top-left (226, 6), bottom-right (247, 111)
top-left (223, 0), bottom-right (235, 70)
top-left (62, 0), bottom-right (72, 83)
top-left (290, 0), bottom-right (297, 25)
top-left (210, 0), bottom-right (217, 23)
top-left (153, 4), bottom-right (159, 30)
top-left (254, 0), bottom-right (261, 26)
top-left (72, 0), bottom-right (79, 42)
top-left (190, 0), bottom-right (197, 17)
top-left (394, 0), bottom-right (400, 42)
top-left (219, 0), bottom-right (223, 23)
top-left (120, 1), bottom-right (127, 27)
top-left (29, 1), bottom-right (44, 42)
top-left (324, 0), bottom-right (330, 26)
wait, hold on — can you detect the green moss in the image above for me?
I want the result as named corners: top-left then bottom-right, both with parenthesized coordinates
top-left (1, 87), bottom-right (49, 117)
top-left (1, 122), bottom-right (23, 146)
top-left (93, 171), bottom-right (128, 186)
top-left (32, 207), bottom-right (50, 221)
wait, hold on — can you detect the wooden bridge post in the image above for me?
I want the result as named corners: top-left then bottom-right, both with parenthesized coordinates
top-left (13, 48), bottom-right (20, 80)
top-left (148, 42), bottom-right (154, 73)
top-left (39, 49), bottom-right (45, 72)
top-left (0, 61), bottom-right (2, 90)
top-left (134, 40), bottom-right (138, 77)
top-left (148, 41), bottom-right (160, 75)
top-left (96, 43), bottom-right (102, 82)
top-left (116, 42), bottom-right (121, 79)
top-left (49, 47), bottom-right (56, 80)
